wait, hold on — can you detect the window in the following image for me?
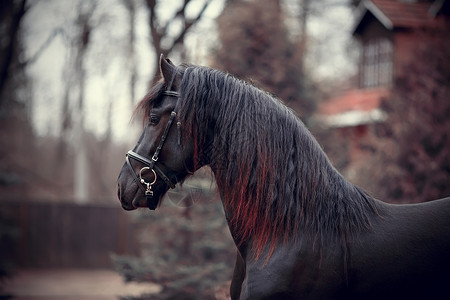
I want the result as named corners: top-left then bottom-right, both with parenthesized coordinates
top-left (361, 38), bottom-right (393, 88)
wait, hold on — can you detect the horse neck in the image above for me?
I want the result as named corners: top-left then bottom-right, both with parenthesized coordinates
top-left (208, 126), bottom-right (379, 255)
top-left (180, 68), bottom-right (379, 254)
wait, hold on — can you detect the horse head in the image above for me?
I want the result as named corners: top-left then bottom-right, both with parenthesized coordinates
top-left (117, 55), bottom-right (195, 210)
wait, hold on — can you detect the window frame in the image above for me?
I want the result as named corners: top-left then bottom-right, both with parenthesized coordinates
top-left (361, 38), bottom-right (393, 88)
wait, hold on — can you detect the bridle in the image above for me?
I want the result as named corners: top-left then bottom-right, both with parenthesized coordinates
top-left (125, 90), bottom-right (181, 210)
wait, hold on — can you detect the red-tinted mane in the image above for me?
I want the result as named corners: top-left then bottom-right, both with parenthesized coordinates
top-left (176, 66), bottom-right (379, 259)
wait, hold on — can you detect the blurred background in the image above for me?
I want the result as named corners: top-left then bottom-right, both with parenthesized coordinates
top-left (0, 0), bottom-right (449, 299)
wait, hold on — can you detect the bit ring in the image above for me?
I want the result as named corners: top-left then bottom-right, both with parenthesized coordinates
top-left (139, 167), bottom-right (157, 186)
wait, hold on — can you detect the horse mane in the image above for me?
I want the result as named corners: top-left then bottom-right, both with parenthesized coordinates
top-left (134, 79), bottom-right (165, 123)
top-left (177, 66), bottom-right (380, 259)
top-left (134, 64), bottom-right (190, 122)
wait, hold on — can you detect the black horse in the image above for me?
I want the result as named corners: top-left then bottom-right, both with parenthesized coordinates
top-left (117, 55), bottom-right (450, 300)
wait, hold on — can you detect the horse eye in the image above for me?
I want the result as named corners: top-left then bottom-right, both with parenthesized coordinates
top-left (149, 115), bottom-right (160, 125)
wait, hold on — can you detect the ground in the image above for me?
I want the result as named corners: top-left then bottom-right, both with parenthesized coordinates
top-left (0, 269), bottom-right (161, 300)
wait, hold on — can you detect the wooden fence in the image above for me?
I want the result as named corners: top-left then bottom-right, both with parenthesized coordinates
top-left (0, 200), bottom-right (139, 269)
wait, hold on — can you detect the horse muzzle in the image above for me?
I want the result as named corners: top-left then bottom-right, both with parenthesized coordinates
top-left (117, 175), bottom-right (168, 211)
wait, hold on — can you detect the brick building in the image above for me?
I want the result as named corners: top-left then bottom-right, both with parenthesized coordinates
top-left (316, 0), bottom-right (449, 173)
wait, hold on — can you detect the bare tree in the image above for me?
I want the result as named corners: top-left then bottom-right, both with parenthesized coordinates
top-left (122, 0), bottom-right (137, 106)
top-left (0, 0), bottom-right (28, 108)
top-left (58, 1), bottom-right (97, 202)
top-left (144, 0), bottom-right (215, 81)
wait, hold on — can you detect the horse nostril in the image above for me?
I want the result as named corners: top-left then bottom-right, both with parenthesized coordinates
top-left (117, 182), bottom-right (122, 200)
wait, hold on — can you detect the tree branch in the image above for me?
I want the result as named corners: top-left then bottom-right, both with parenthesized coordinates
top-left (146, 0), bottom-right (215, 57)
top-left (23, 28), bottom-right (66, 66)
top-left (171, 0), bottom-right (214, 48)
top-left (0, 0), bottom-right (28, 103)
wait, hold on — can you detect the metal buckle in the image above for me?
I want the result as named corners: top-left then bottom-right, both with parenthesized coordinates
top-left (139, 167), bottom-right (157, 195)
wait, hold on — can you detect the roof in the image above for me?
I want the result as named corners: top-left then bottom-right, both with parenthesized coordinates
top-left (353, 0), bottom-right (445, 34)
top-left (316, 88), bottom-right (389, 128)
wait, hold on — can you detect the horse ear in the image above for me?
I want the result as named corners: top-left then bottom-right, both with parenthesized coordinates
top-left (159, 54), bottom-right (175, 83)
top-left (166, 57), bottom-right (175, 66)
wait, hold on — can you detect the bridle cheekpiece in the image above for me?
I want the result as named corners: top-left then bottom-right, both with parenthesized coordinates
top-left (125, 90), bottom-right (181, 210)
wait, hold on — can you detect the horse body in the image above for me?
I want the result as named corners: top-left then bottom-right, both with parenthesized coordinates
top-left (117, 56), bottom-right (450, 299)
top-left (347, 199), bottom-right (450, 299)
top-left (230, 198), bottom-right (450, 299)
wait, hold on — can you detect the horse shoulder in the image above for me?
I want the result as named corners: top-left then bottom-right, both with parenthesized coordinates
top-left (240, 239), bottom-right (347, 300)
